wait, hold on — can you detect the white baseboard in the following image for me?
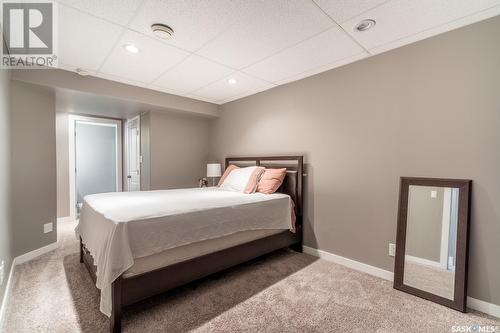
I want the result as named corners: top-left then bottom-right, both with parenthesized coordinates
top-left (467, 297), bottom-right (500, 318)
top-left (303, 246), bottom-right (394, 281)
top-left (0, 260), bottom-right (15, 331)
top-left (57, 216), bottom-right (74, 223)
top-left (302, 245), bottom-right (499, 318)
top-left (13, 242), bottom-right (58, 265)
top-left (405, 254), bottom-right (445, 269)
top-left (0, 242), bottom-right (59, 329)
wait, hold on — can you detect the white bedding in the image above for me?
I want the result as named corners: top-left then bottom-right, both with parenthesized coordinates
top-left (75, 187), bottom-right (293, 316)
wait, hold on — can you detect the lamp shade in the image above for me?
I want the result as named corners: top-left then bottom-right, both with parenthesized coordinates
top-left (206, 163), bottom-right (222, 177)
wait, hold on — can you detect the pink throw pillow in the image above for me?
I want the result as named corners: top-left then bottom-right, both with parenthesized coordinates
top-left (257, 168), bottom-right (287, 194)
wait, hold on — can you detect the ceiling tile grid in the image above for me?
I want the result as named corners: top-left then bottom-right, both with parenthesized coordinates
top-left (192, 71), bottom-right (275, 103)
top-left (242, 26), bottom-right (366, 84)
top-left (196, 0), bottom-right (335, 69)
top-left (58, 4), bottom-right (124, 71)
top-left (57, 0), bottom-right (145, 26)
top-left (341, 0), bottom-right (500, 52)
top-left (275, 52), bottom-right (369, 85)
top-left (313, 0), bottom-right (389, 23)
top-left (152, 54), bottom-right (234, 93)
top-left (56, 0), bottom-right (500, 105)
top-left (98, 30), bottom-right (190, 84)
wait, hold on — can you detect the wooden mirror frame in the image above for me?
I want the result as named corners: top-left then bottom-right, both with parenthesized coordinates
top-left (394, 177), bottom-right (472, 312)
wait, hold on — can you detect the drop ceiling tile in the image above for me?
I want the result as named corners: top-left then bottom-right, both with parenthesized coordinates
top-left (148, 85), bottom-right (219, 104)
top-left (369, 5), bottom-right (500, 54)
top-left (192, 72), bottom-right (274, 102)
top-left (58, 63), bottom-right (97, 76)
top-left (58, 4), bottom-right (123, 71)
top-left (314, 0), bottom-right (389, 23)
top-left (148, 85), bottom-right (219, 103)
top-left (99, 30), bottom-right (189, 85)
top-left (152, 55), bottom-right (234, 93)
top-left (197, 0), bottom-right (334, 69)
top-left (129, 0), bottom-right (251, 52)
top-left (276, 52), bottom-right (368, 85)
top-left (184, 95), bottom-right (220, 104)
top-left (96, 72), bottom-right (148, 88)
top-left (243, 27), bottom-right (365, 83)
top-left (219, 83), bottom-right (278, 104)
top-left (342, 0), bottom-right (500, 51)
top-left (57, 0), bottom-right (145, 26)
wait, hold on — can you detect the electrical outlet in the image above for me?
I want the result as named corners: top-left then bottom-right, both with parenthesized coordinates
top-left (389, 243), bottom-right (396, 257)
top-left (0, 260), bottom-right (4, 286)
top-left (44, 222), bottom-right (53, 234)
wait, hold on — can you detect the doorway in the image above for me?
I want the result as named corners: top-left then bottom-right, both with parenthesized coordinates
top-left (68, 115), bottom-right (122, 218)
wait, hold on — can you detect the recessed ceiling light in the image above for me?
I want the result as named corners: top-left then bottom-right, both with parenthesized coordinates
top-left (151, 23), bottom-right (174, 39)
top-left (76, 68), bottom-right (90, 76)
top-left (123, 43), bottom-right (140, 54)
top-left (228, 78), bottom-right (237, 85)
top-left (355, 19), bottom-right (376, 32)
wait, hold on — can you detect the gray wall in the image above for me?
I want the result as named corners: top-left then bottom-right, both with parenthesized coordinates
top-left (13, 69), bottom-right (218, 118)
top-left (406, 186), bottom-right (444, 262)
top-left (143, 111), bottom-right (209, 190)
top-left (209, 17), bottom-right (500, 305)
top-left (0, 68), bottom-right (12, 303)
top-left (11, 81), bottom-right (57, 256)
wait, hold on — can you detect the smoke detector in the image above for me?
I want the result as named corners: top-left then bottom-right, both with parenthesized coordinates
top-left (151, 23), bottom-right (174, 39)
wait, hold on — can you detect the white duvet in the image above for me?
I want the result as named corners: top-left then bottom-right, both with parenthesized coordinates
top-left (75, 187), bottom-right (293, 316)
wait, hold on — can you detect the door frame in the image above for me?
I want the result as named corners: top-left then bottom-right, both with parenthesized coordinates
top-left (124, 115), bottom-right (141, 191)
top-left (68, 115), bottom-right (123, 220)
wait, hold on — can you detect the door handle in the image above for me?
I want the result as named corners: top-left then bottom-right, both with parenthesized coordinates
top-left (127, 175), bottom-right (132, 179)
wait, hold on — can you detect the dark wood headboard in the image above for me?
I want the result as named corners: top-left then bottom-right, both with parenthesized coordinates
top-left (225, 156), bottom-right (304, 217)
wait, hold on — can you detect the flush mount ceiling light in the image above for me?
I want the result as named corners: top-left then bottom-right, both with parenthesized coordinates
top-left (355, 19), bottom-right (376, 32)
top-left (123, 43), bottom-right (140, 54)
top-left (151, 23), bottom-right (174, 39)
top-left (227, 78), bottom-right (238, 85)
top-left (76, 68), bottom-right (90, 76)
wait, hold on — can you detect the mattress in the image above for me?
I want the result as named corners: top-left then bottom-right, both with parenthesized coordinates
top-left (123, 229), bottom-right (283, 278)
top-left (75, 187), bottom-right (293, 317)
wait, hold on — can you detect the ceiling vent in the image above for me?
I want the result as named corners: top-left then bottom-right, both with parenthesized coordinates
top-left (151, 23), bottom-right (174, 39)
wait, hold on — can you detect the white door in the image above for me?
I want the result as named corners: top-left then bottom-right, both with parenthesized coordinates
top-left (126, 117), bottom-right (141, 191)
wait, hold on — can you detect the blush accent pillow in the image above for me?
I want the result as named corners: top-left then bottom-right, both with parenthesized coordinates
top-left (219, 166), bottom-right (265, 193)
top-left (256, 168), bottom-right (287, 194)
top-left (217, 165), bottom-right (239, 186)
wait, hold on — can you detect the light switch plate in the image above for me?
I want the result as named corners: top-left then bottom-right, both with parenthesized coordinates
top-left (431, 190), bottom-right (438, 198)
top-left (44, 222), bottom-right (53, 234)
top-left (389, 243), bottom-right (396, 257)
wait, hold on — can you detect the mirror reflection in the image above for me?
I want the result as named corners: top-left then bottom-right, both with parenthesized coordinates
top-left (404, 185), bottom-right (459, 300)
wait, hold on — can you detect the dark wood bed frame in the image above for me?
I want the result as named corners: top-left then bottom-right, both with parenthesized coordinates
top-left (80, 155), bottom-right (304, 333)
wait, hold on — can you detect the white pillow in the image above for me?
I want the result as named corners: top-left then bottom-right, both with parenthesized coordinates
top-left (219, 166), bottom-right (263, 193)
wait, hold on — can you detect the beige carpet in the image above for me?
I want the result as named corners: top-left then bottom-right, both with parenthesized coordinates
top-left (2, 221), bottom-right (499, 333)
top-left (404, 260), bottom-right (455, 300)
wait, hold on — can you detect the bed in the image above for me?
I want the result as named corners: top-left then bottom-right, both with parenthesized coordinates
top-left (77, 156), bottom-right (303, 333)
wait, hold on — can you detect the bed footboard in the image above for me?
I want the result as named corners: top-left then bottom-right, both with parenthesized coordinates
top-left (80, 230), bottom-right (301, 333)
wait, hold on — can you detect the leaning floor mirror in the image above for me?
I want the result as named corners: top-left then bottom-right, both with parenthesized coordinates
top-left (394, 177), bottom-right (471, 312)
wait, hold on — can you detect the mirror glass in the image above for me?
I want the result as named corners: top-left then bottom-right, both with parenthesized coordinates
top-left (403, 185), bottom-right (459, 300)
